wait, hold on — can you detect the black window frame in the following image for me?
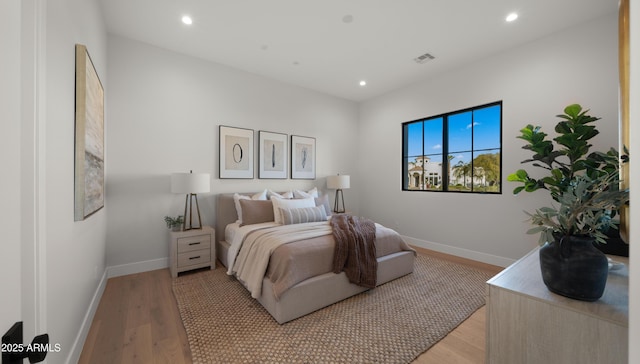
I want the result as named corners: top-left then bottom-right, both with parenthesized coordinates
top-left (402, 101), bottom-right (503, 194)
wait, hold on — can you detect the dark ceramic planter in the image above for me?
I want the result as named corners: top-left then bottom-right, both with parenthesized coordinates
top-left (595, 228), bottom-right (629, 257)
top-left (539, 234), bottom-right (608, 301)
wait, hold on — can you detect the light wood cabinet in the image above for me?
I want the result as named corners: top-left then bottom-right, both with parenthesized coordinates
top-left (169, 226), bottom-right (215, 278)
top-left (486, 247), bottom-right (628, 364)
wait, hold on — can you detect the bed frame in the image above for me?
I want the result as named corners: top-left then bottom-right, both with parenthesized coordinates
top-left (215, 193), bottom-right (415, 324)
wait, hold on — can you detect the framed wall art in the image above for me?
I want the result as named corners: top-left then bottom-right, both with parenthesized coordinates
top-left (219, 125), bottom-right (254, 179)
top-left (291, 135), bottom-right (316, 179)
top-left (259, 131), bottom-right (288, 179)
top-left (74, 44), bottom-right (105, 221)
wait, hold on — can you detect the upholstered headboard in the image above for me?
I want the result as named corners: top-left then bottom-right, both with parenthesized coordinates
top-left (215, 193), bottom-right (244, 243)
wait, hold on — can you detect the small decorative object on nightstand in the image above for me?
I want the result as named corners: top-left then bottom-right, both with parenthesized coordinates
top-left (169, 226), bottom-right (215, 278)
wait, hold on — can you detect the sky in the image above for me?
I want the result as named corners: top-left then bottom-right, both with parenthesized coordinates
top-left (404, 103), bottom-right (501, 165)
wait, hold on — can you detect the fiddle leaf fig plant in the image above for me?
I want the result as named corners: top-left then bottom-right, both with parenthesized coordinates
top-left (508, 104), bottom-right (629, 245)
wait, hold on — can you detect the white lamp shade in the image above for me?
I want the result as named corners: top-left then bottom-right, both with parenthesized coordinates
top-left (327, 175), bottom-right (350, 189)
top-left (171, 173), bottom-right (210, 194)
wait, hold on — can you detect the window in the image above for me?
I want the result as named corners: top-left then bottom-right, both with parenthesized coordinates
top-left (402, 101), bottom-right (502, 193)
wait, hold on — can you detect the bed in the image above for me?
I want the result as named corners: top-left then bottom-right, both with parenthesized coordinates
top-left (215, 191), bottom-right (416, 324)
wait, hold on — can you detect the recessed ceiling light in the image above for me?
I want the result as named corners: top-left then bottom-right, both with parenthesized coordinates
top-left (359, 80), bottom-right (367, 86)
top-left (182, 15), bottom-right (193, 25)
top-left (506, 13), bottom-right (518, 22)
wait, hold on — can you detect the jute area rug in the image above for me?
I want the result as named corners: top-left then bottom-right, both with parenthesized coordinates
top-left (172, 254), bottom-right (492, 363)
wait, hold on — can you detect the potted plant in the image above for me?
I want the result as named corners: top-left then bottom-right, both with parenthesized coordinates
top-left (164, 215), bottom-right (184, 231)
top-left (508, 104), bottom-right (629, 301)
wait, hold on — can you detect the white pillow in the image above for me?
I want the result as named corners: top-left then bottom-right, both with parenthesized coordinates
top-left (267, 190), bottom-right (293, 199)
top-left (315, 194), bottom-right (332, 216)
top-left (293, 187), bottom-right (319, 199)
top-left (281, 206), bottom-right (328, 225)
top-left (271, 197), bottom-right (316, 224)
top-left (233, 190), bottom-right (267, 224)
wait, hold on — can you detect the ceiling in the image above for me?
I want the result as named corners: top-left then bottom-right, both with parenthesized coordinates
top-left (99, 0), bottom-right (617, 102)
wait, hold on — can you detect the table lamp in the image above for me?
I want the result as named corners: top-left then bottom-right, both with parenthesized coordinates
top-left (171, 171), bottom-right (210, 230)
top-left (327, 174), bottom-right (350, 213)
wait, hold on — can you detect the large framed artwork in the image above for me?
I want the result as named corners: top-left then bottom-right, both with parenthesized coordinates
top-left (74, 44), bottom-right (104, 221)
top-left (291, 135), bottom-right (316, 179)
top-left (259, 131), bottom-right (288, 179)
top-left (219, 125), bottom-right (254, 179)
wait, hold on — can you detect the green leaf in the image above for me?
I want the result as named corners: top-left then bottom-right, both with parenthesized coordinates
top-left (564, 104), bottom-right (582, 118)
top-left (539, 207), bottom-right (558, 215)
top-left (526, 226), bottom-right (547, 234)
top-left (555, 121), bottom-right (571, 134)
top-left (507, 173), bottom-right (522, 182)
top-left (550, 169), bottom-right (563, 180)
top-left (524, 182), bottom-right (540, 192)
top-left (516, 169), bottom-right (529, 179)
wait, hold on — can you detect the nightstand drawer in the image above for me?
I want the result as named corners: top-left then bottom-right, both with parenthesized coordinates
top-left (177, 248), bottom-right (211, 267)
top-left (177, 234), bottom-right (211, 253)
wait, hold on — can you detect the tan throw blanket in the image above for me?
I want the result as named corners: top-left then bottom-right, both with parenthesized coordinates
top-left (331, 215), bottom-right (377, 288)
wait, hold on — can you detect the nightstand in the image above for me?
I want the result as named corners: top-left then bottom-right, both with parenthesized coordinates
top-left (169, 226), bottom-right (215, 278)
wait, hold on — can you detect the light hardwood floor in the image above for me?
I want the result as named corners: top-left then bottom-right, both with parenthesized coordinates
top-left (79, 249), bottom-right (502, 363)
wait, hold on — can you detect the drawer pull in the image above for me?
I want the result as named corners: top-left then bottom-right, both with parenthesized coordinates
top-left (188, 242), bottom-right (201, 246)
top-left (189, 256), bottom-right (201, 260)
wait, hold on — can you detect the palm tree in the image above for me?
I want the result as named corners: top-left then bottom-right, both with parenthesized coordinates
top-left (473, 166), bottom-right (486, 187)
top-left (452, 161), bottom-right (471, 188)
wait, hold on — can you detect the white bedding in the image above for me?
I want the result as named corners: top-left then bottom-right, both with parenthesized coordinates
top-left (227, 221), bottom-right (333, 298)
top-left (224, 222), bottom-right (241, 243)
top-left (226, 221), bottom-right (279, 276)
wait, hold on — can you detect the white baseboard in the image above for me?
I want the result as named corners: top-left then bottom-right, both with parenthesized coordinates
top-left (106, 257), bottom-right (169, 278)
top-left (402, 235), bottom-right (516, 268)
top-left (66, 269), bottom-right (108, 364)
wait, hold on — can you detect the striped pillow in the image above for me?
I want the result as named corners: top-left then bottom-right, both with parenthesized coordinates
top-left (280, 206), bottom-right (328, 225)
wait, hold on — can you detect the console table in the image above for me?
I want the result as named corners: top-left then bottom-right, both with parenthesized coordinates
top-left (486, 247), bottom-right (628, 363)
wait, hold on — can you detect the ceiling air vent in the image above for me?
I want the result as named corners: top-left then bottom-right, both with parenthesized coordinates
top-left (414, 52), bottom-right (435, 64)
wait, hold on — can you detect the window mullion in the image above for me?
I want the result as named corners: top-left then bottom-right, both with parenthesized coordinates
top-left (422, 121), bottom-right (425, 190)
top-left (470, 111), bottom-right (475, 192)
top-left (442, 116), bottom-right (449, 191)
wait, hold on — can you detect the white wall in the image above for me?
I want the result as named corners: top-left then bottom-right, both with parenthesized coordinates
top-left (0, 0), bottom-right (22, 334)
top-left (45, 0), bottom-right (108, 362)
top-left (105, 35), bottom-right (359, 269)
top-left (358, 13), bottom-right (619, 265)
